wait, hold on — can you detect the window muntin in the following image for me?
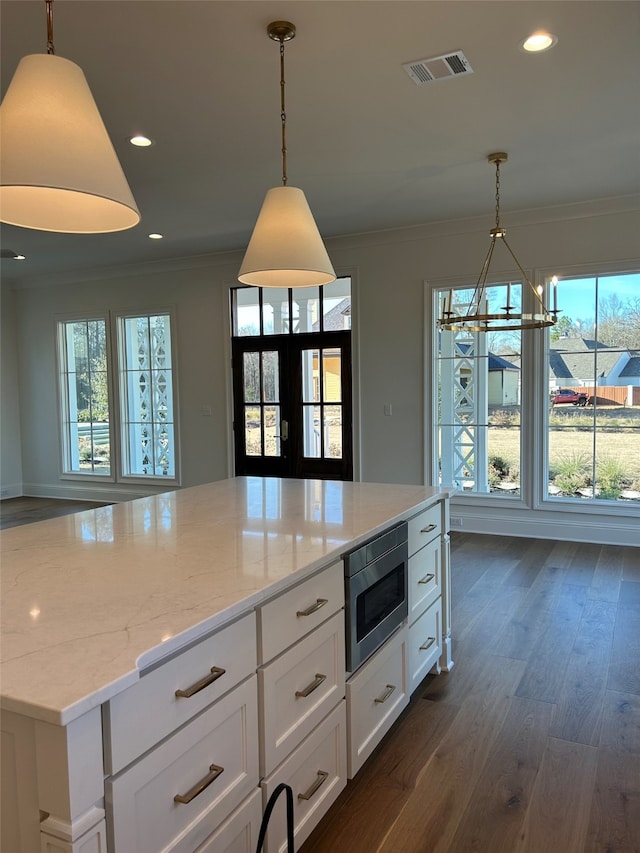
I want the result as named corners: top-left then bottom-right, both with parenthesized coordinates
top-left (546, 271), bottom-right (640, 503)
top-left (435, 283), bottom-right (522, 495)
top-left (119, 313), bottom-right (176, 478)
top-left (58, 318), bottom-right (111, 476)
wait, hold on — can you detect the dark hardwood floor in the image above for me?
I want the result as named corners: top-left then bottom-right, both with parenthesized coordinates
top-left (302, 532), bottom-right (640, 853)
top-left (0, 496), bottom-right (112, 529)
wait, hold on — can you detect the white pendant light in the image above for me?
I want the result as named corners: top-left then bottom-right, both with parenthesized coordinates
top-left (238, 21), bottom-right (335, 289)
top-left (0, 1), bottom-right (140, 234)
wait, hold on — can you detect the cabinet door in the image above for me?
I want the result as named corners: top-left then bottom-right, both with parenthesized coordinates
top-left (407, 598), bottom-right (442, 693)
top-left (408, 536), bottom-right (441, 624)
top-left (260, 701), bottom-right (347, 853)
top-left (107, 677), bottom-right (259, 853)
top-left (346, 626), bottom-right (409, 778)
top-left (258, 611), bottom-right (345, 776)
top-left (194, 789), bottom-right (262, 853)
top-left (105, 612), bottom-right (257, 774)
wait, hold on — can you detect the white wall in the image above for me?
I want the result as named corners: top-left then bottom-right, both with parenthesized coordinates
top-left (1, 285), bottom-right (23, 497)
top-left (2, 195), bottom-right (639, 542)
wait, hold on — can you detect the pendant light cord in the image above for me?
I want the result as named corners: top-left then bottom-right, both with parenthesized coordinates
top-left (46, 0), bottom-right (55, 54)
top-left (279, 38), bottom-right (288, 186)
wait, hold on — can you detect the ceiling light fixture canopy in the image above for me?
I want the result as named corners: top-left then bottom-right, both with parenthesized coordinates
top-left (438, 152), bottom-right (558, 332)
top-left (238, 21), bottom-right (335, 289)
top-left (0, 0), bottom-right (140, 234)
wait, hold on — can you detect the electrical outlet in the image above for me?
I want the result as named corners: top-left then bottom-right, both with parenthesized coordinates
top-left (450, 516), bottom-right (463, 528)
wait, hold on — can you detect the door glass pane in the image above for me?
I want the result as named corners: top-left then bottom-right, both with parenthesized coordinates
top-left (264, 405), bottom-right (281, 457)
top-left (244, 406), bottom-right (261, 456)
top-left (262, 351), bottom-right (279, 402)
top-left (243, 352), bottom-right (260, 402)
top-left (262, 290), bottom-right (289, 335)
top-left (291, 288), bottom-right (319, 333)
top-left (323, 350), bottom-right (341, 402)
top-left (325, 405), bottom-right (342, 458)
top-left (302, 349), bottom-right (320, 403)
top-left (322, 279), bottom-right (352, 330)
top-left (303, 405), bottom-right (321, 457)
top-left (234, 288), bottom-right (261, 336)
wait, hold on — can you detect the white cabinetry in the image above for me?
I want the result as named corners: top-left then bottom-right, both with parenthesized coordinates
top-left (104, 612), bottom-right (259, 853)
top-left (406, 501), bottom-right (453, 693)
top-left (257, 561), bottom-right (347, 851)
top-left (346, 624), bottom-right (408, 778)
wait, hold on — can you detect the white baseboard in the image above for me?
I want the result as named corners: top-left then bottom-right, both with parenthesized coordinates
top-left (19, 481), bottom-right (168, 503)
top-left (0, 483), bottom-right (23, 500)
top-left (451, 506), bottom-right (640, 547)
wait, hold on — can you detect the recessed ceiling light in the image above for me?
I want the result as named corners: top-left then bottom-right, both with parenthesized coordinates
top-left (148, 233), bottom-right (163, 239)
top-left (129, 135), bottom-right (154, 147)
top-left (14, 254), bottom-right (26, 260)
top-left (521, 31), bottom-right (558, 52)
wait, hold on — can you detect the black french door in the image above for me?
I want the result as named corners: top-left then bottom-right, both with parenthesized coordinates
top-left (232, 331), bottom-right (352, 480)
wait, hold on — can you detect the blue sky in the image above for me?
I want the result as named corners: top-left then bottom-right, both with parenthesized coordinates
top-left (556, 272), bottom-right (639, 324)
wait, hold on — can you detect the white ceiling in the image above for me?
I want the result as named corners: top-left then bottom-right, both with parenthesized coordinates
top-left (1, 0), bottom-right (639, 286)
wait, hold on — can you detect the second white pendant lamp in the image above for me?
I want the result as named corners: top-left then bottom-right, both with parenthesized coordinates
top-left (238, 21), bottom-right (335, 289)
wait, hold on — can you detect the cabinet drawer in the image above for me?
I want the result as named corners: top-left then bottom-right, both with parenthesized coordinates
top-left (260, 701), bottom-right (347, 853)
top-left (106, 676), bottom-right (259, 853)
top-left (258, 610), bottom-right (345, 776)
top-left (105, 612), bottom-right (256, 774)
top-left (194, 789), bottom-right (262, 853)
top-left (407, 504), bottom-right (441, 557)
top-left (407, 598), bottom-right (442, 694)
top-left (346, 626), bottom-right (409, 778)
top-left (408, 536), bottom-right (441, 623)
top-left (258, 561), bottom-right (344, 663)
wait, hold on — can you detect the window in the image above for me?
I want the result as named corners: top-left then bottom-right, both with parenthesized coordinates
top-left (546, 270), bottom-right (640, 503)
top-left (57, 310), bottom-right (178, 482)
top-left (431, 266), bottom-right (640, 517)
top-left (434, 282), bottom-right (522, 496)
top-left (58, 317), bottom-right (111, 476)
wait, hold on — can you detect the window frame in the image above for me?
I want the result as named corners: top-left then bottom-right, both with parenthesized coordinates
top-left (534, 260), bottom-right (640, 517)
top-left (426, 260), bottom-right (640, 524)
top-left (55, 307), bottom-right (180, 486)
top-left (427, 271), bottom-right (529, 511)
top-left (56, 311), bottom-right (116, 482)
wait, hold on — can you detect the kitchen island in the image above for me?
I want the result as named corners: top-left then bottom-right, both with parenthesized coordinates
top-left (1, 477), bottom-right (452, 852)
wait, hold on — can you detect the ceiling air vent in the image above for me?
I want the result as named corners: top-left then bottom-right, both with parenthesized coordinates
top-left (403, 50), bottom-right (473, 85)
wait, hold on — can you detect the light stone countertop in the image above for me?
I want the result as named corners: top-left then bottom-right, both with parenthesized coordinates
top-left (1, 477), bottom-right (450, 725)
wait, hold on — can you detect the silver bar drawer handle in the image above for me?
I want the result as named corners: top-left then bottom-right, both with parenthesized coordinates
top-left (174, 763), bottom-right (224, 804)
top-left (418, 572), bottom-right (435, 585)
top-left (175, 666), bottom-right (226, 698)
top-left (296, 598), bottom-right (328, 617)
top-left (374, 684), bottom-right (396, 704)
top-left (420, 637), bottom-right (436, 651)
top-left (298, 770), bottom-right (329, 801)
top-left (295, 673), bottom-right (327, 698)
top-left (420, 523), bottom-right (437, 534)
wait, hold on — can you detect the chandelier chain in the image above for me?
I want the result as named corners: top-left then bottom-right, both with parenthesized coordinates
top-left (46, 0), bottom-right (55, 54)
top-left (494, 159), bottom-right (501, 230)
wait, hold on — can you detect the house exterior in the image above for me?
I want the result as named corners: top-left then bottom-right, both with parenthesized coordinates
top-left (549, 337), bottom-right (640, 387)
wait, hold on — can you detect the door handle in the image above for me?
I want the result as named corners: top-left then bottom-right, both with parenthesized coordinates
top-left (281, 419), bottom-right (289, 441)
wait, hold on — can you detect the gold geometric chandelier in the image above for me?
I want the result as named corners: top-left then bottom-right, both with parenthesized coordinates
top-left (438, 152), bottom-right (558, 332)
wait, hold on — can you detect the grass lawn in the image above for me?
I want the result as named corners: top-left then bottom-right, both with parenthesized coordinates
top-left (488, 406), bottom-right (640, 494)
